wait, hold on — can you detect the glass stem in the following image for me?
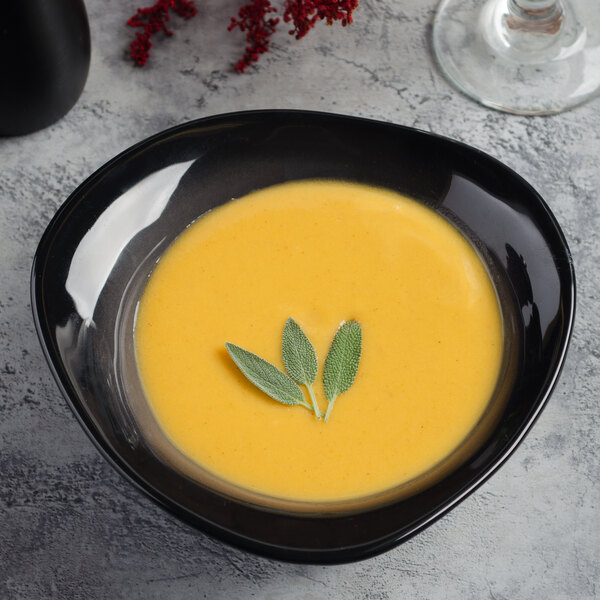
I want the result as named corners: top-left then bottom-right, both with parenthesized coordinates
top-left (506, 0), bottom-right (564, 33)
top-left (511, 0), bottom-right (558, 9)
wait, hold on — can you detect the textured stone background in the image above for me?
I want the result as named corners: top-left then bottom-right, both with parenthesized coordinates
top-left (1, 1), bottom-right (598, 598)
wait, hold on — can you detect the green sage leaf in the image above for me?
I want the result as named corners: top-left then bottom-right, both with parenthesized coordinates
top-left (225, 342), bottom-right (306, 407)
top-left (323, 320), bottom-right (362, 409)
top-left (282, 318), bottom-right (318, 386)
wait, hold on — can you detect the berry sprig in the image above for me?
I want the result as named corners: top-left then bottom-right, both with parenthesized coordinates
top-left (127, 0), bottom-right (197, 66)
top-left (283, 0), bottom-right (358, 41)
top-left (126, 0), bottom-right (358, 71)
top-left (228, 0), bottom-right (280, 73)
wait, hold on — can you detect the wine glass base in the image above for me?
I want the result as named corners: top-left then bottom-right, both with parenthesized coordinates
top-left (433, 0), bottom-right (600, 115)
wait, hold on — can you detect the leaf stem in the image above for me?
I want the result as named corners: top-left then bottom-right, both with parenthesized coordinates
top-left (306, 384), bottom-right (322, 419)
top-left (324, 396), bottom-right (337, 422)
top-left (297, 397), bottom-right (314, 412)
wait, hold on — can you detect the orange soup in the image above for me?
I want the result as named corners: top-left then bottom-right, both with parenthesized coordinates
top-left (134, 180), bottom-right (503, 502)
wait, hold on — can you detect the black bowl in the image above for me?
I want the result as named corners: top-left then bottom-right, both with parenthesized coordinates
top-left (31, 110), bottom-right (575, 563)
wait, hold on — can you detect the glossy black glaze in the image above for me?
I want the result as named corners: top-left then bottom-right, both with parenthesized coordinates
top-left (31, 111), bottom-right (575, 563)
top-left (0, 0), bottom-right (90, 136)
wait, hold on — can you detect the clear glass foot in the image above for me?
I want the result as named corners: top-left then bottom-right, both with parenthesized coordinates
top-left (432, 0), bottom-right (600, 115)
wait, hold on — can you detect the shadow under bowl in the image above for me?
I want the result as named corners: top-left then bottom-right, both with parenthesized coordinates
top-left (31, 110), bottom-right (575, 563)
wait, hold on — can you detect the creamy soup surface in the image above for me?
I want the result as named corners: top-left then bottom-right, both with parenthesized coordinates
top-left (134, 180), bottom-right (503, 502)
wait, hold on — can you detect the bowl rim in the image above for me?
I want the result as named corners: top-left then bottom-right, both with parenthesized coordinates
top-left (31, 109), bottom-right (576, 563)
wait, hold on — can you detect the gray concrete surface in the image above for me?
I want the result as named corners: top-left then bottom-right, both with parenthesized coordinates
top-left (1, 0), bottom-right (598, 598)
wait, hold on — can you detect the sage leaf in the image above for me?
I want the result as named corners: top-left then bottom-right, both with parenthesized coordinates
top-left (282, 317), bottom-right (321, 418)
top-left (225, 342), bottom-right (309, 408)
top-left (282, 318), bottom-right (318, 385)
top-left (323, 320), bottom-right (362, 421)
